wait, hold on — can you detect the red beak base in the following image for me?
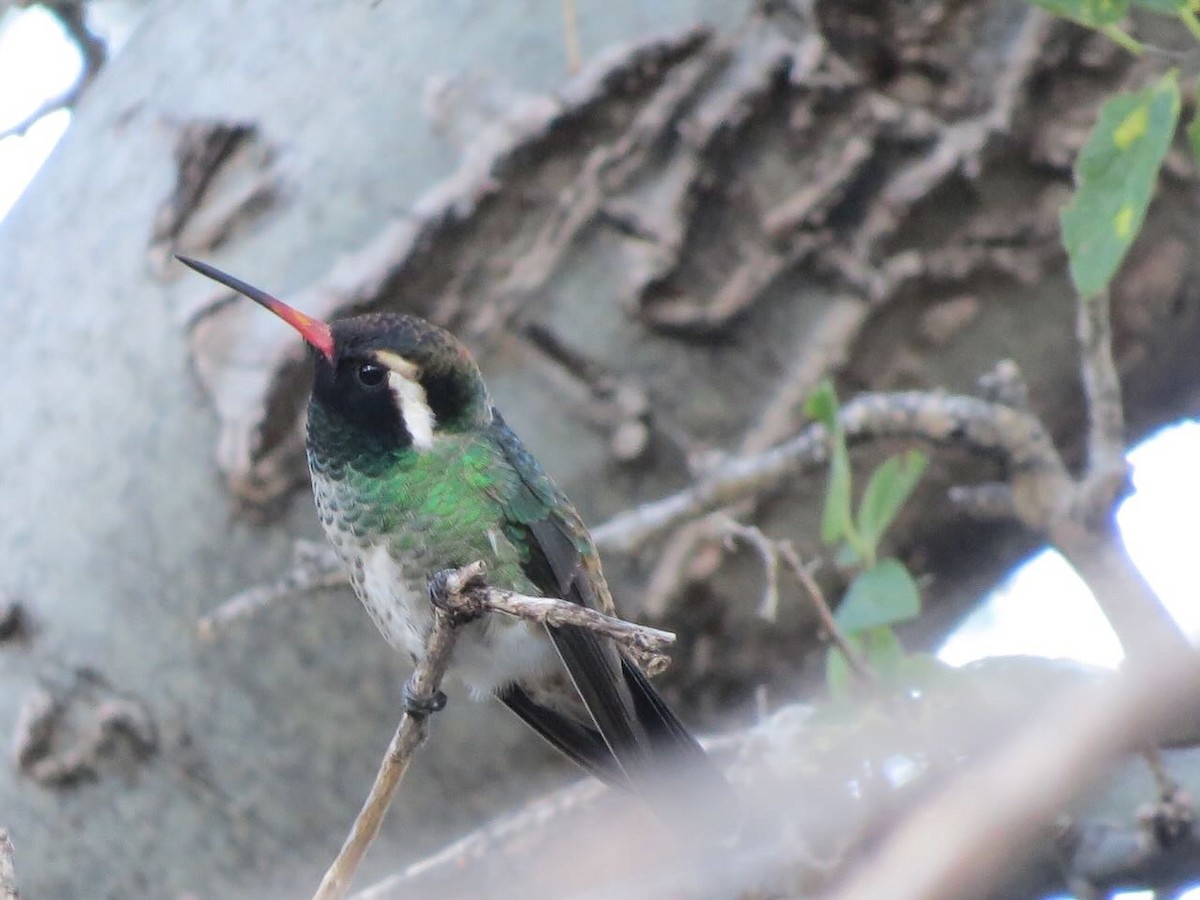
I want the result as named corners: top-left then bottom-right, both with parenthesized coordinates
top-left (176, 256), bottom-right (336, 362)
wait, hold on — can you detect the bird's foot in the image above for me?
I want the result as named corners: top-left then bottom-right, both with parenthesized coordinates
top-left (402, 679), bottom-right (447, 719)
top-left (427, 564), bottom-right (487, 627)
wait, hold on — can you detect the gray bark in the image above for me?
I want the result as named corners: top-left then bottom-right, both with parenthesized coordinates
top-left (0, 3), bottom-right (741, 898)
top-left (3, 1), bottom-right (1200, 898)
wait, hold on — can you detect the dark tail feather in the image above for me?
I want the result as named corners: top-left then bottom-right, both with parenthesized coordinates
top-left (549, 622), bottom-right (739, 836)
top-left (497, 683), bottom-right (631, 790)
top-left (619, 656), bottom-right (741, 838)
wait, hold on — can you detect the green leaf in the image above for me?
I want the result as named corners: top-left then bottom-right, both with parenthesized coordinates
top-left (862, 626), bottom-right (905, 679)
top-left (1131, 0), bottom-right (1186, 12)
top-left (835, 559), bottom-right (921, 632)
top-left (1061, 71), bottom-right (1181, 297)
top-left (826, 645), bottom-right (854, 702)
top-left (1029, 0), bottom-right (1130, 25)
top-left (834, 541), bottom-right (862, 569)
top-left (857, 450), bottom-right (928, 551)
top-left (805, 378), bottom-right (839, 428)
top-left (1181, 7), bottom-right (1200, 42)
top-left (821, 434), bottom-right (854, 545)
top-left (808, 379), bottom-right (854, 545)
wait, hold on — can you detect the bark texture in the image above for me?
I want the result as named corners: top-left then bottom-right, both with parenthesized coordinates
top-left (2, 1), bottom-right (1200, 898)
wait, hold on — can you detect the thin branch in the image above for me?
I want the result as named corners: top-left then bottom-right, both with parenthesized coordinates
top-left (311, 561), bottom-right (678, 899)
top-left (478, 585), bottom-right (675, 674)
top-left (706, 513), bottom-right (874, 680)
top-left (1076, 290), bottom-right (1130, 515)
top-left (641, 297), bottom-right (868, 614)
top-left (592, 390), bottom-right (1066, 556)
top-left (777, 541), bottom-right (874, 683)
top-left (311, 565), bottom-right (475, 900)
top-left (0, 830), bottom-right (17, 900)
top-left (714, 516), bottom-right (781, 621)
top-left (198, 541), bottom-right (343, 638)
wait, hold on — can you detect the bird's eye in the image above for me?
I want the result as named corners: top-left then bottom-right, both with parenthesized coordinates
top-left (356, 362), bottom-right (386, 387)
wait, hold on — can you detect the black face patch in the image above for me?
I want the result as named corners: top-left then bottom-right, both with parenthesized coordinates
top-left (306, 313), bottom-right (488, 472)
top-left (311, 353), bottom-right (411, 452)
top-left (421, 368), bottom-right (474, 426)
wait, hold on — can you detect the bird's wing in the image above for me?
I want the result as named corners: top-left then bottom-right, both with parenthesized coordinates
top-left (485, 411), bottom-right (724, 802)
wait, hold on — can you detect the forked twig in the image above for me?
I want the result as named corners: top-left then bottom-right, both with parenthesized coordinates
top-left (311, 561), bottom-right (677, 899)
top-left (311, 567), bottom-right (468, 900)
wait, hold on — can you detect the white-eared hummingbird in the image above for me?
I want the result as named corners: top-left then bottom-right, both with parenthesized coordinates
top-left (180, 256), bottom-right (735, 831)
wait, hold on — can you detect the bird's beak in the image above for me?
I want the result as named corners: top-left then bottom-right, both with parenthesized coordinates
top-left (176, 256), bottom-right (335, 363)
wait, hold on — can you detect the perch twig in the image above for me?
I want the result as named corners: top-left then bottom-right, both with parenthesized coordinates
top-left (312, 560), bottom-right (677, 899)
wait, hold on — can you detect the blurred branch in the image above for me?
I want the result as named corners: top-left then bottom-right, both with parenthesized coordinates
top-left (1045, 288), bottom-right (1185, 666)
top-left (312, 561), bottom-right (681, 899)
top-left (352, 651), bottom-right (1200, 899)
top-left (777, 539), bottom-right (873, 684)
top-left (592, 376), bottom-right (1186, 662)
top-left (198, 540), bottom-right (342, 638)
top-left (830, 644), bottom-right (1200, 900)
top-left (591, 390), bottom-right (1064, 554)
top-left (714, 513), bottom-right (874, 681)
top-left (714, 516), bottom-right (782, 621)
top-left (1077, 290), bottom-right (1128, 501)
top-left (0, 830), bottom-right (17, 900)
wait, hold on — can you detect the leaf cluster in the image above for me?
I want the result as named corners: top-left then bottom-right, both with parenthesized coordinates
top-left (805, 382), bottom-right (933, 700)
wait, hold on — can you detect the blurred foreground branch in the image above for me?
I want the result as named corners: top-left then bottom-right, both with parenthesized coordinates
top-left (311, 561), bottom-right (679, 900)
top-left (832, 642), bottom-right (1200, 900)
top-left (353, 650), bottom-right (1200, 900)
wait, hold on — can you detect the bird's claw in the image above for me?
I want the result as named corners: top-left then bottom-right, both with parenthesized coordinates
top-left (402, 681), bottom-right (447, 719)
top-left (427, 565), bottom-right (486, 626)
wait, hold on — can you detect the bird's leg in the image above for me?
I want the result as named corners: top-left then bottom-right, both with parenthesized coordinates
top-left (401, 679), bottom-right (447, 719)
top-left (426, 564), bottom-right (487, 627)
top-left (400, 564), bottom-right (489, 719)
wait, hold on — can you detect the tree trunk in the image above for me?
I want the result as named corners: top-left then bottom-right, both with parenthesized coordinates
top-left (2, 1), bottom-right (1199, 898)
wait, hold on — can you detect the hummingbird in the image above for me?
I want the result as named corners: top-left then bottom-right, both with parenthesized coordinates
top-left (179, 256), bottom-right (733, 826)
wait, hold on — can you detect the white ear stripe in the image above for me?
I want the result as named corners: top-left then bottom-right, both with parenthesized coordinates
top-left (386, 369), bottom-right (436, 450)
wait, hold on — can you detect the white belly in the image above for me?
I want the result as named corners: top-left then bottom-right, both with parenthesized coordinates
top-left (355, 543), bottom-right (557, 697)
